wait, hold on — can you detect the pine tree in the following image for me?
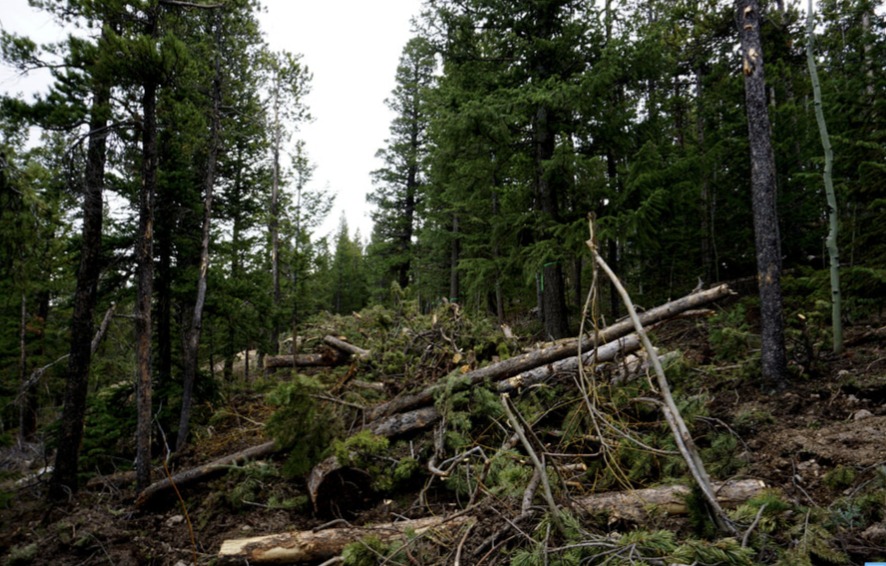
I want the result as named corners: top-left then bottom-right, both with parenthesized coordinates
top-left (368, 36), bottom-right (436, 294)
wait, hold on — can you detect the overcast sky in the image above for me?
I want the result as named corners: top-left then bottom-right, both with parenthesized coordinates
top-left (0, 0), bottom-right (423, 241)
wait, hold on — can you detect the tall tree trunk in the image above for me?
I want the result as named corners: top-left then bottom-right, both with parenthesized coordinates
top-left (49, 78), bottom-right (109, 499)
top-left (534, 104), bottom-right (568, 339)
top-left (696, 66), bottom-right (715, 284)
top-left (136, 69), bottom-right (159, 492)
top-left (177, 14), bottom-right (222, 451)
top-left (737, 0), bottom-right (787, 386)
top-left (17, 295), bottom-right (34, 443)
top-left (269, 93), bottom-right (281, 356)
top-left (806, 0), bottom-right (842, 354)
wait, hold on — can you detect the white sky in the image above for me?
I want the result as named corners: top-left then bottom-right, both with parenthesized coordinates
top-left (0, 0), bottom-right (424, 242)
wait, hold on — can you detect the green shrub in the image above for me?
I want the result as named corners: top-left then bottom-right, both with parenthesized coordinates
top-left (266, 375), bottom-right (342, 477)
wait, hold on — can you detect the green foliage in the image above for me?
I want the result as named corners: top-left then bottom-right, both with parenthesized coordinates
top-left (732, 408), bottom-right (775, 435)
top-left (79, 381), bottom-right (137, 475)
top-left (823, 465), bottom-right (857, 491)
top-left (672, 537), bottom-right (754, 565)
top-left (4, 543), bottom-right (38, 566)
top-left (708, 303), bottom-right (758, 363)
top-left (341, 536), bottom-right (399, 566)
top-left (700, 433), bottom-right (744, 478)
top-left (266, 375), bottom-right (341, 477)
top-left (783, 521), bottom-right (850, 565)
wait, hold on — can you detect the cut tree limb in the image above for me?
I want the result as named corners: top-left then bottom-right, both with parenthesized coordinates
top-left (366, 284), bottom-right (733, 421)
top-left (136, 440), bottom-right (276, 507)
top-left (323, 335), bottom-right (371, 360)
top-left (571, 478), bottom-right (767, 523)
top-left (217, 514), bottom-right (473, 564)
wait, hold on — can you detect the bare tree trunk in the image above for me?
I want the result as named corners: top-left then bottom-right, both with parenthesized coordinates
top-left (49, 74), bottom-right (109, 499)
top-left (737, 0), bottom-right (787, 386)
top-left (806, 0), bottom-right (842, 355)
top-left (177, 13), bottom-right (222, 451)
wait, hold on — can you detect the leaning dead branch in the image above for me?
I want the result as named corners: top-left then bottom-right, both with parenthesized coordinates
top-left (586, 215), bottom-right (736, 535)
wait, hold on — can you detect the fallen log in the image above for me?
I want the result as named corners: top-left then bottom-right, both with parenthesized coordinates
top-left (136, 440), bottom-right (276, 507)
top-left (218, 479), bottom-right (767, 563)
top-left (217, 514), bottom-right (473, 564)
top-left (571, 478), bottom-right (768, 523)
top-left (323, 335), bottom-right (371, 360)
top-left (263, 347), bottom-right (346, 370)
top-left (366, 284), bottom-right (733, 421)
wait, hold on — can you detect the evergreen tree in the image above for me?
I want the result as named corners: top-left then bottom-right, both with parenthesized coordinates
top-left (367, 36), bottom-right (436, 294)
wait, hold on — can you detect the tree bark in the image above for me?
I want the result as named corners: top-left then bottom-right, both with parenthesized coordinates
top-left (737, 0), bottom-right (787, 386)
top-left (136, 25), bottom-right (160, 491)
top-left (366, 284), bottom-right (733, 421)
top-left (217, 515), bottom-right (473, 564)
top-left (49, 72), bottom-right (110, 500)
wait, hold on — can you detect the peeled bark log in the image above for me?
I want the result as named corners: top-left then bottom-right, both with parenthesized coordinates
top-left (366, 285), bottom-right (733, 421)
top-left (217, 514), bottom-right (473, 564)
top-left (136, 440), bottom-right (276, 507)
top-left (571, 478), bottom-right (767, 523)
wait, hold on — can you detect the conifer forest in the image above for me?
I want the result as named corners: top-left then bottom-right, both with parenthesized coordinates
top-left (1, 0), bottom-right (886, 564)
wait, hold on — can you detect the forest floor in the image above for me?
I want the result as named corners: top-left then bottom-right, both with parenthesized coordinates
top-left (1, 297), bottom-right (886, 565)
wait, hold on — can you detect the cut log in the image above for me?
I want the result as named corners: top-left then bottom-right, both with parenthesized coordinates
top-left (366, 284), bottom-right (733, 421)
top-left (263, 347), bottom-right (346, 370)
top-left (571, 478), bottom-right (767, 523)
top-left (323, 335), bottom-right (371, 360)
top-left (136, 440), bottom-right (276, 507)
top-left (217, 514), bottom-right (473, 564)
top-left (218, 479), bottom-right (766, 563)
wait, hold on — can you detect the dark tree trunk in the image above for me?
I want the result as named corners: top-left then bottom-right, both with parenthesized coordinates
top-left (737, 0), bottom-right (787, 386)
top-left (136, 71), bottom-right (159, 492)
top-left (533, 104), bottom-right (569, 339)
top-left (49, 79), bottom-right (109, 500)
top-left (178, 16), bottom-right (221, 451)
top-left (449, 213), bottom-right (460, 302)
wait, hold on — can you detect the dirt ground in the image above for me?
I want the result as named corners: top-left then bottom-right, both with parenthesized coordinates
top-left (2, 318), bottom-right (885, 565)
